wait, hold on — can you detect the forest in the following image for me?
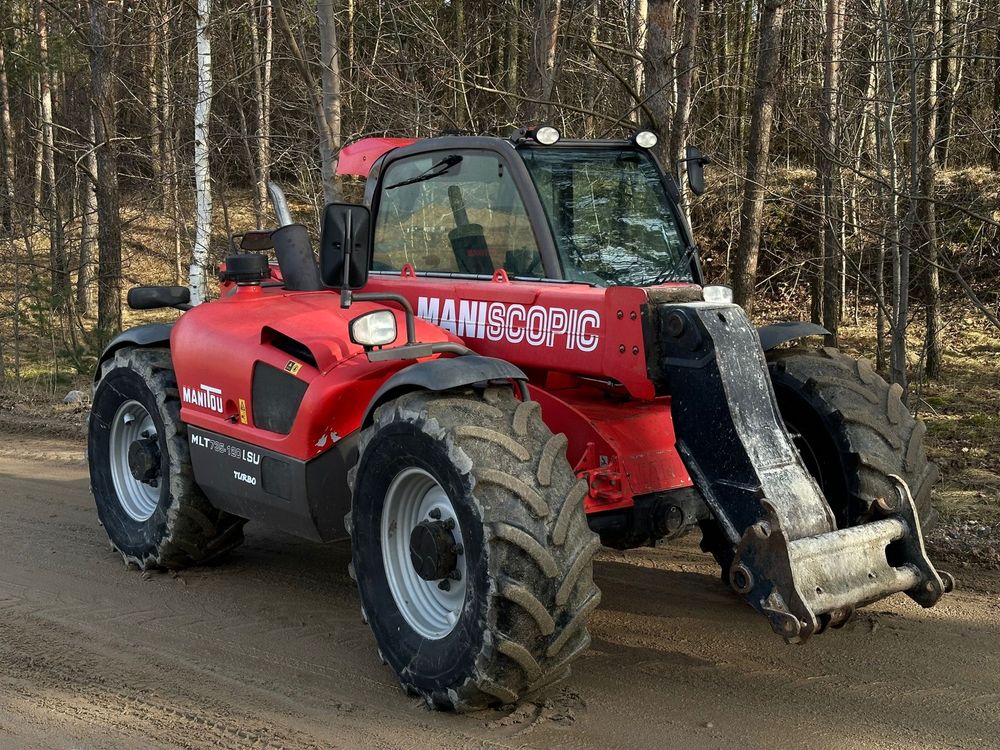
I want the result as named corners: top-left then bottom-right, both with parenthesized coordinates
top-left (0, 0), bottom-right (996, 405)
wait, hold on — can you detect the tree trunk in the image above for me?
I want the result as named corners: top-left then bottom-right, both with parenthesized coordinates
top-left (318, 0), bottom-right (343, 204)
top-left (251, 0), bottom-right (273, 227)
top-left (922, 0), bottom-right (943, 378)
top-left (668, 0), bottom-right (701, 195)
top-left (77, 112), bottom-right (98, 317)
top-left (147, 5), bottom-right (161, 189)
top-left (90, 0), bottom-right (123, 347)
top-left (192, 0), bottom-right (213, 305)
top-left (38, 3), bottom-right (67, 307)
top-left (0, 42), bottom-right (16, 232)
top-left (32, 79), bottom-right (43, 229)
top-left (524, 0), bottom-right (561, 121)
top-left (731, 0), bottom-right (785, 314)
top-left (644, 0), bottom-right (676, 149)
top-left (819, 0), bottom-right (844, 344)
top-left (632, 0), bottom-right (649, 104)
top-left (453, 0), bottom-right (470, 130)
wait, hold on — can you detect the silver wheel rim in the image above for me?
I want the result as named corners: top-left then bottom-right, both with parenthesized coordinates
top-left (381, 467), bottom-right (467, 640)
top-left (108, 400), bottom-right (160, 522)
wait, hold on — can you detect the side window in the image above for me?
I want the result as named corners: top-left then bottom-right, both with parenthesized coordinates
top-left (373, 152), bottom-right (543, 278)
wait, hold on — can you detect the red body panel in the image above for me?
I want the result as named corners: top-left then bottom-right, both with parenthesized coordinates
top-left (337, 138), bottom-right (418, 177)
top-left (364, 272), bottom-right (696, 512)
top-left (171, 283), bottom-right (454, 462)
top-left (180, 268), bottom-right (695, 515)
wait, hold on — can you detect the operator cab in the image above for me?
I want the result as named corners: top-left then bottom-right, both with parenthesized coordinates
top-left (359, 128), bottom-right (709, 289)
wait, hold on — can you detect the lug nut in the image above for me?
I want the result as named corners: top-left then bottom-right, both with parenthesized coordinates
top-left (428, 508), bottom-right (441, 520)
top-left (453, 543), bottom-right (464, 555)
top-left (438, 579), bottom-right (451, 591)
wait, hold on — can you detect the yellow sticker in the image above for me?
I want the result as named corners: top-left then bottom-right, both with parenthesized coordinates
top-left (238, 398), bottom-right (248, 425)
top-left (284, 360), bottom-right (303, 376)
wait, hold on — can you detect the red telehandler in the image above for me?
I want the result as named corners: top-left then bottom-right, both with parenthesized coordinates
top-left (89, 126), bottom-right (951, 710)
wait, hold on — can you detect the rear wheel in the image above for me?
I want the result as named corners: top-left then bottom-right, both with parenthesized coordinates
top-left (89, 347), bottom-right (246, 569)
top-left (349, 387), bottom-right (600, 710)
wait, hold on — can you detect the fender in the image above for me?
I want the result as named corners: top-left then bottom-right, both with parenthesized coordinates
top-left (362, 354), bottom-right (527, 427)
top-left (757, 321), bottom-right (829, 352)
top-left (95, 323), bottom-right (174, 381)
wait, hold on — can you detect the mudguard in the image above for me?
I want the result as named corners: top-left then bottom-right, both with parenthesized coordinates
top-left (95, 323), bottom-right (173, 381)
top-left (362, 355), bottom-right (527, 427)
top-left (757, 321), bottom-right (829, 351)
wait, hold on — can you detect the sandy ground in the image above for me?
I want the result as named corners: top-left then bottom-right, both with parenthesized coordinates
top-left (1, 434), bottom-right (998, 750)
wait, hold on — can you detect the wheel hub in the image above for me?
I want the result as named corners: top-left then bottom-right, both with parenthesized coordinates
top-left (381, 467), bottom-right (468, 639)
top-left (127, 437), bottom-right (161, 484)
top-left (409, 519), bottom-right (458, 581)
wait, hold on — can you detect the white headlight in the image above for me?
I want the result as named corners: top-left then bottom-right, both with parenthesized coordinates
top-left (634, 130), bottom-right (658, 149)
top-left (534, 126), bottom-right (561, 145)
top-left (702, 285), bottom-right (734, 304)
top-left (350, 310), bottom-right (397, 347)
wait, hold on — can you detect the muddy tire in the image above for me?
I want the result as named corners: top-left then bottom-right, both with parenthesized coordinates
top-left (766, 346), bottom-right (939, 528)
top-left (89, 347), bottom-right (246, 569)
top-left (348, 387), bottom-right (600, 711)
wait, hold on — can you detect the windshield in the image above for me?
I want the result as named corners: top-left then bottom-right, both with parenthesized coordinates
top-left (520, 147), bottom-right (693, 286)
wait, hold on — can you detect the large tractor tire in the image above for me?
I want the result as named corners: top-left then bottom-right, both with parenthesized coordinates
top-left (348, 387), bottom-right (600, 711)
top-left (766, 346), bottom-right (938, 528)
top-left (89, 347), bottom-right (246, 570)
top-left (700, 346), bottom-right (938, 576)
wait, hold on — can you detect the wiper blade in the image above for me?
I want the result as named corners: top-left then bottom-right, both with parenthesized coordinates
top-left (386, 154), bottom-right (462, 190)
top-left (651, 243), bottom-right (698, 285)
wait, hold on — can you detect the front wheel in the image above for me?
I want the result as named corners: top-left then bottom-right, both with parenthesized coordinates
top-left (348, 387), bottom-right (600, 710)
top-left (700, 346), bottom-right (939, 578)
top-left (767, 346), bottom-right (938, 528)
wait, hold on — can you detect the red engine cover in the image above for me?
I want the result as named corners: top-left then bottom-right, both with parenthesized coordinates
top-left (171, 283), bottom-right (455, 462)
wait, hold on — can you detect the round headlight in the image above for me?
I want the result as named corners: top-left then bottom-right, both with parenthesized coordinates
top-left (633, 130), bottom-right (659, 149)
top-left (350, 309), bottom-right (398, 348)
top-left (702, 285), bottom-right (734, 304)
top-left (534, 126), bottom-right (561, 145)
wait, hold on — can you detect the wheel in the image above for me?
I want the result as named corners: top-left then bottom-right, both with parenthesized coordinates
top-left (699, 345), bottom-right (939, 578)
top-left (348, 387), bottom-right (600, 710)
top-left (88, 347), bottom-right (246, 569)
top-left (766, 346), bottom-right (938, 528)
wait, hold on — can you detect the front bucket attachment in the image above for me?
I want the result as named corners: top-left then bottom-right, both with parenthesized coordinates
top-left (731, 477), bottom-right (953, 642)
top-left (646, 300), bottom-right (952, 641)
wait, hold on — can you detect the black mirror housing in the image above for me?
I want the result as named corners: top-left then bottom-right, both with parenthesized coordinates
top-left (684, 145), bottom-right (710, 196)
top-left (320, 202), bottom-right (372, 290)
top-left (127, 286), bottom-right (191, 310)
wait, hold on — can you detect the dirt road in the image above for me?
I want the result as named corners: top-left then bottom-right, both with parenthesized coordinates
top-left (1, 434), bottom-right (997, 750)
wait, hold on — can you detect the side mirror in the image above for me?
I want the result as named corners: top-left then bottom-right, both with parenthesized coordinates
top-left (683, 145), bottom-right (710, 196)
top-left (319, 202), bottom-right (371, 295)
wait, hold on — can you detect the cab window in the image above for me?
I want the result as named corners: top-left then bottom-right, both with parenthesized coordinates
top-left (372, 151), bottom-right (543, 278)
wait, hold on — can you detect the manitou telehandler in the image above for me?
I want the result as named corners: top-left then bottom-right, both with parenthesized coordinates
top-left (89, 125), bottom-right (951, 710)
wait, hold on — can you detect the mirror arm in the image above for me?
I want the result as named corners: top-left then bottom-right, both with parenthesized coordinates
top-left (352, 292), bottom-right (417, 345)
top-left (340, 210), bottom-right (354, 308)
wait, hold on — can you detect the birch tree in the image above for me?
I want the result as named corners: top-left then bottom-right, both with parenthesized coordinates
top-left (191, 0), bottom-right (213, 304)
top-left (819, 0), bottom-right (844, 343)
